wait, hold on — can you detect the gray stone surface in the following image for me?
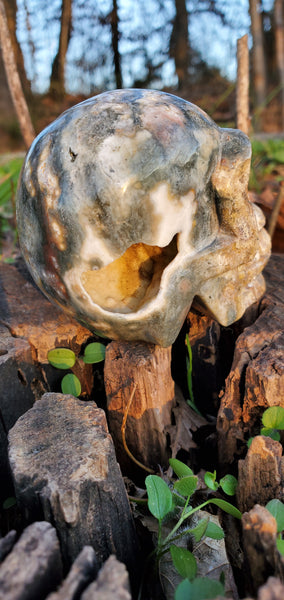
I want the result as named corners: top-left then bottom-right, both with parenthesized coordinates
top-left (17, 89), bottom-right (270, 346)
top-left (46, 546), bottom-right (98, 600)
top-left (8, 393), bottom-right (139, 575)
top-left (0, 521), bottom-right (62, 600)
top-left (81, 555), bottom-right (131, 600)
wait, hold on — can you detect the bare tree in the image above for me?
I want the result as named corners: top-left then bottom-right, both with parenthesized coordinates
top-left (110, 0), bottom-right (122, 88)
top-left (49, 0), bottom-right (72, 97)
top-left (249, 0), bottom-right (267, 114)
top-left (274, 0), bottom-right (284, 129)
top-left (0, 0), bottom-right (35, 148)
top-left (3, 0), bottom-right (31, 93)
top-left (170, 0), bottom-right (189, 88)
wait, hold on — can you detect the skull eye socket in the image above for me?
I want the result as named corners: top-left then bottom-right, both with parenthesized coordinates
top-left (81, 236), bottom-right (178, 313)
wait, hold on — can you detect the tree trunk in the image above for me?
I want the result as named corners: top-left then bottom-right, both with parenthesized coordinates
top-left (3, 0), bottom-right (31, 94)
top-left (236, 34), bottom-right (250, 134)
top-left (249, 0), bottom-right (267, 127)
top-left (274, 0), bottom-right (284, 130)
top-left (170, 0), bottom-right (189, 88)
top-left (0, 0), bottom-right (35, 148)
top-left (49, 0), bottom-right (72, 98)
top-left (110, 0), bottom-right (122, 89)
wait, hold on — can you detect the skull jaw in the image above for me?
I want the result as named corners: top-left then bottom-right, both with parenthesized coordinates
top-left (63, 225), bottom-right (271, 347)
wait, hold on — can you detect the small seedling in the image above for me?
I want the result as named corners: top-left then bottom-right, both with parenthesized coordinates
top-left (142, 457), bottom-right (241, 599)
top-left (204, 470), bottom-right (238, 496)
top-left (266, 498), bottom-right (284, 556)
top-left (185, 334), bottom-right (202, 416)
top-left (47, 342), bottom-right (106, 396)
top-left (248, 406), bottom-right (284, 447)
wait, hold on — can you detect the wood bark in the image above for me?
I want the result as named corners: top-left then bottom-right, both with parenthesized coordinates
top-left (242, 505), bottom-right (284, 597)
top-left (249, 0), bottom-right (267, 127)
top-left (274, 0), bottom-right (284, 130)
top-left (3, 0), bottom-right (31, 94)
top-left (49, 0), bottom-right (72, 97)
top-left (8, 393), bottom-right (139, 577)
top-left (170, 0), bottom-right (189, 88)
top-left (81, 555), bottom-right (131, 600)
top-left (0, 0), bottom-right (35, 148)
top-left (104, 340), bottom-right (176, 474)
top-left (236, 34), bottom-right (249, 135)
top-left (46, 546), bottom-right (98, 600)
top-left (110, 0), bottom-right (123, 89)
top-left (237, 435), bottom-right (284, 513)
top-left (217, 254), bottom-right (284, 470)
top-left (0, 522), bottom-right (63, 600)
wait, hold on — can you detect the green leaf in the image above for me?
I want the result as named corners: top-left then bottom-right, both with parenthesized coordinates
top-left (174, 476), bottom-right (198, 498)
top-left (277, 536), bottom-right (284, 556)
top-left (145, 475), bottom-right (173, 521)
top-left (247, 437), bottom-right (253, 448)
top-left (209, 498), bottom-right (242, 519)
top-left (83, 342), bottom-right (106, 364)
top-left (189, 518), bottom-right (209, 542)
top-left (170, 545), bottom-right (197, 580)
top-left (266, 499), bottom-right (284, 533)
top-left (205, 521), bottom-right (224, 540)
top-left (47, 348), bottom-right (76, 370)
top-left (260, 427), bottom-right (281, 442)
top-left (3, 496), bottom-right (16, 510)
top-left (219, 474), bottom-right (238, 496)
top-left (61, 373), bottom-right (81, 397)
top-left (175, 576), bottom-right (225, 600)
top-left (262, 406), bottom-right (284, 430)
top-left (169, 458), bottom-right (194, 478)
top-left (204, 471), bottom-right (219, 491)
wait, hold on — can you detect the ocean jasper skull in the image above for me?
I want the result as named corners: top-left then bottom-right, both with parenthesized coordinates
top-left (16, 89), bottom-right (270, 347)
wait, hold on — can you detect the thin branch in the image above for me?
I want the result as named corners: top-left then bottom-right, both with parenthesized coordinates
top-left (121, 383), bottom-right (155, 474)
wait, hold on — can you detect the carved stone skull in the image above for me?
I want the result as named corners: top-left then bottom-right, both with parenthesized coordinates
top-left (16, 89), bottom-right (271, 347)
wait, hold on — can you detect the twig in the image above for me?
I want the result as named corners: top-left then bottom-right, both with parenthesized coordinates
top-left (268, 182), bottom-right (284, 239)
top-left (121, 383), bottom-right (155, 474)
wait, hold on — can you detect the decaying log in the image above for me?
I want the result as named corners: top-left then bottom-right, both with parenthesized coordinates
top-left (0, 530), bottom-right (17, 562)
top-left (46, 546), bottom-right (98, 600)
top-left (237, 435), bottom-right (284, 513)
top-left (8, 393), bottom-right (139, 576)
top-left (257, 577), bottom-right (284, 600)
top-left (81, 555), bottom-right (131, 600)
top-left (217, 255), bottom-right (284, 468)
top-left (0, 261), bottom-right (94, 500)
top-left (0, 521), bottom-right (62, 600)
top-left (242, 504), bottom-right (284, 597)
top-left (104, 340), bottom-right (175, 472)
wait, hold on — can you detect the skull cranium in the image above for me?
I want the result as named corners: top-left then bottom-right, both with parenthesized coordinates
top-left (16, 89), bottom-right (271, 346)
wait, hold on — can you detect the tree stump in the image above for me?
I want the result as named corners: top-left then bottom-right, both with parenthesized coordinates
top-left (0, 261), bottom-right (95, 501)
top-left (46, 546), bottom-right (98, 600)
top-left (8, 393), bottom-right (139, 578)
top-left (81, 555), bottom-right (131, 600)
top-left (0, 521), bottom-right (63, 600)
top-left (217, 254), bottom-right (284, 469)
top-left (237, 435), bottom-right (284, 513)
top-left (104, 341), bottom-right (175, 473)
top-left (242, 505), bottom-right (284, 597)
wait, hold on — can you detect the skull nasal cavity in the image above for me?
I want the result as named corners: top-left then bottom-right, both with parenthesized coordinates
top-left (81, 237), bottom-right (178, 313)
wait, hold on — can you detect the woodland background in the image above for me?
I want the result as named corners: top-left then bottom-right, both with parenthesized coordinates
top-left (0, 0), bottom-right (283, 154)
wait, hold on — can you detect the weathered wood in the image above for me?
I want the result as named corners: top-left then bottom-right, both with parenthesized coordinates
top-left (217, 255), bottom-right (284, 469)
top-left (104, 340), bottom-right (175, 472)
top-left (242, 504), bottom-right (284, 597)
top-left (0, 261), bottom-right (94, 499)
top-left (81, 555), bottom-right (131, 600)
top-left (8, 393), bottom-right (139, 576)
top-left (257, 577), bottom-right (284, 599)
top-left (237, 436), bottom-right (284, 513)
top-left (0, 521), bottom-right (63, 600)
top-left (0, 530), bottom-right (16, 562)
top-left (46, 546), bottom-right (98, 600)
